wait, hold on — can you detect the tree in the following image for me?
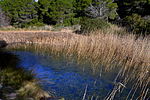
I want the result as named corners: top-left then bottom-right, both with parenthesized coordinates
top-left (37, 0), bottom-right (52, 24)
top-left (38, 0), bottom-right (76, 26)
top-left (115, 0), bottom-right (150, 18)
top-left (85, 0), bottom-right (118, 20)
top-left (0, 7), bottom-right (10, 27)
top-left (73, 0), bottom-right (92, 17)
top-left (0, 0), bottom-right (38, 27)
top-left (114, 0), bottom-right (150, 34)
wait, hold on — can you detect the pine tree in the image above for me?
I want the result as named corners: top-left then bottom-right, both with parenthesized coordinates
top-left (115, 0), bottom-right (150, 18)
top-left (38, 0), bottom-right (76, 26)
top-left (0, 0), bottom-right (38, 27)
top-left (73, 0), bottom-right (92, 17)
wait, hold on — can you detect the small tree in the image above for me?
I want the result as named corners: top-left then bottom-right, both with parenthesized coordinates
top-left (124, 14), bottom-right (150, 34)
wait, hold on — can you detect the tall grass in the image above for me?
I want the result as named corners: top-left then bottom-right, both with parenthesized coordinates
top-left (6, 25), bottom-right (150, 99)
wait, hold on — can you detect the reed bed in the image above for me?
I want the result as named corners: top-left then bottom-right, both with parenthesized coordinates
top-left (5, 27), bottom-right (150, 99)
top-left (25, 32), bottom-right (150, 75)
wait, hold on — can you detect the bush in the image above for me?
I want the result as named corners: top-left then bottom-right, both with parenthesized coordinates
top-left (0, 68), bottom-right (33, 88)
top-left (124, 14), bottom-right (150, 35)
top-left (80, 17), bottom-right (110, 34)
top-left (63, 18), bottom-right (80, 26)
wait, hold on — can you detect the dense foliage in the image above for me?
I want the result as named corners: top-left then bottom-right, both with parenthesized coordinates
top-left (80, 17), bottom-right (109, 33)
top-left (0, 0), bottom-right (150, 34)
top-left (38, 0), bottom-right (77, 26)
top-left (0, 0), bottom-right (38, 27)
top-left (115, 0), bottom-right (150, 34)
top-left (124, 14), bottom-right (150, 34)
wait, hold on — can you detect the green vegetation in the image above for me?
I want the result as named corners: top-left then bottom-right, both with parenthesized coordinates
top-left (116, 0), bottom-right (150, 34)
top-left (116, 0), bottom-right (150, 18)
top-left (38, 0), bottom-right (78, 26)
top-left (0, 68), bottom-right (33, 88)
top-left (2, 0), bottom-right (150, 34)
top-left (124, 14), bottom-right (150, 34)
top-left (0, 0), bottom-right (38, 27)
top-left (80, 17), bottom-right (110, 34)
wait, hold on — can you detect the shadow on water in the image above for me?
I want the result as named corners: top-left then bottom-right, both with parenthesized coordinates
top-left (0, 50), bottom-right (19, 98)
top-left (0, 50), bottom-right (19, 69)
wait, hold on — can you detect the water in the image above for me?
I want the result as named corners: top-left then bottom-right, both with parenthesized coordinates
top-left (9, 51), bottom-right (147, 100)
top-left (12, 51), bottom-right (115, 100)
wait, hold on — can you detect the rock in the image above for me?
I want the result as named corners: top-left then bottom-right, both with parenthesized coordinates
top-left (18, 81), bottom-right (52, 100)
top-left (0, 84), bottom-right (3, 89)
top-left (0, 40), bottom-right (7, 48)
top-left (26, 98), bottom-right (34, 100)
top-left (5, 93), bottom-right (17, 100)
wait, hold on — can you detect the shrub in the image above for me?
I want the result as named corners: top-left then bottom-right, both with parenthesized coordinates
top-left (63, 18), bottom-right (80, 26)
top-left (0, 68), bottom-right (33, 88)
top-left (124, 14), bottom-right (150, 35)
top-left (80, 17), bottom-right (110, 34)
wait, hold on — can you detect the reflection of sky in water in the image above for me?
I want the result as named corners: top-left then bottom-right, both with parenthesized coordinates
top-left (13, 51), bottom-right (114, 100)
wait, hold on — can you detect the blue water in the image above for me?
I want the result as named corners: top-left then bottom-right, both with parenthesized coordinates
top-left (13, 51), bottom-right (115, 100)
